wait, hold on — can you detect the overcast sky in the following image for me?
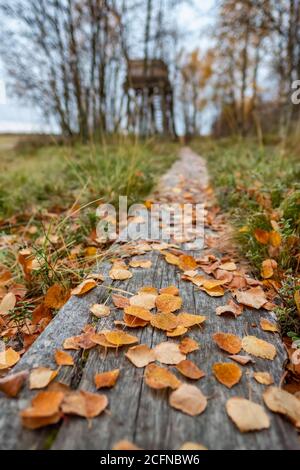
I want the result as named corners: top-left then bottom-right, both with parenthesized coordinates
top-left (0, 0), bottom-right (216, 133)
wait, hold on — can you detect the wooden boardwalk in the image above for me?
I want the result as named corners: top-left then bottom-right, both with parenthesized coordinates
top-left (0, 149), bottom-right (299, 450)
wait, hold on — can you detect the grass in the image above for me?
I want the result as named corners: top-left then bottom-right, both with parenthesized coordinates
top-left (193, 136), bottom-right (300, 335)
top-left (0, 135), bottom-right (178, 340)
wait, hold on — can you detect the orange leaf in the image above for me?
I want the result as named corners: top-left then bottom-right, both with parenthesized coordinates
top-left (0, 348), bottom-right (20, 370)
top-left (94, 369), bottom-right (120, 389)
top-left (90, 304), bottom-right (110, 318)
top-left (71, 279), bottom-right (97, 296)
top-left (213, 332), bottom-right (242, 354)
top-left (178, 254), bottom-right (198, 271)
top-left (61, 390), bottom-right (108, 418)
top-left (0, 292), bottom-right (16, 315)
top-left (44, 284), bottom-right (70, 309)
top-left (169, 384), bottom-right (207, 416)
top-left (234, 286), bottom-right (267, 309)
top-left (124, 305), bottom-right (152, 321)
top-left (254, 228), bottom-right (270, 245)
top-left (103, 330), bottom-right (138, 347)
top-left (242, 335), bottom-right (276, 360)
top-left (179, 337), bottom-right (199, 354)
top-left (269, 231), bottom-right (282, 248)
top-left (261, 259), bottom-right (277, 279)
top-left (112, 294), bottom-right (130, 309)
top-left (125, 344), bottom-right (156, 368)
top-left (263, 387), bottom-right (300, 428)
top-left (260, 318), bottom-right (279, 333)
top-left (253, 371), bottom-right (274, 385)
top-left (177, 313), bottom-right (206, 328)
top-left (0, 370), bottom-right (28, 397)
top-left (150, 311), bottom-right (178, 331)
top-left (160, 285), bottom-right (179, 296)
top-left (154, 341), bottom-right (186, 365)
top-left (155, 294), bottom-right (182, 313)
top-left (55, 350), bottom-right (74, 366)
top-left (176, 360), bottom-right (205, 380)
top-left (29, 367), bottom-right (58, 389)
top-left (212, 362), bottom-right (242, 388)
top-left (145, 363), bottom-right (181, 390)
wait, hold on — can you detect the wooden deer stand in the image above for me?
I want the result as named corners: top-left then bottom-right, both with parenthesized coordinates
top-left (125, 59), bottom-right (176, 136)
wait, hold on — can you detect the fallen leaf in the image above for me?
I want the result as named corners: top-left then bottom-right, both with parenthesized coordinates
top-left (178, 255), bottom-right (198, 271)
top-left (160, 286), bottom-right (179, 296)
top-left (216, 300), bottom-right (243, 318)
top-left (213, 332), bottom-right (242, 354)
top-left (71, 279), bottom-right (97, 296)
top-left (0, 292), bottom-right (16, 315)
top-left (0, 348), bottom-right (20, 370)
top-left (104, 330), bottom-right (138, 346)
top-left (138, 286), bottom-right (158, 295)
top-left (166, 325), bottom-right (188, 337)
top-left (242, 336), bottom-right (276, 360)
top-left (109, 266), bottom-right (132, 280)
top-left (125, 344), bottom-right (156, 368)
top-left (145, 363), bottom-right (181, 390)
top-left (294, 290), bottom-right (300, 316)
top-left (22, 412), bottom-right (62, 430)
top-left (130, 293), bottom-right (157, 310)
top-left (29, 367), bottom-right (58, 389)
top-left (226, 397), bottom-right (270, 432)
top-left (21, 391), bottom-right (64, 429)
top-left (112, 440), bottom-right (141, 450)
top-left (253, 371), bottom-right (274, 385)
top-left (124, 305), bottom-right (152, 321)
top-left (55, 350), bottom-right (74, 366)
top-left (63, 327), bottom-right (96, 350)
top-left (123, 314), bottom-right (148, 328)
top-left (129, 259), bottom-right (152, 269)
top-left (234, 286), bottom-right (267, 309)
top-left (44, 284), bottom-right (70, 309)
top-left (156, 294), bottom-right (182, 313)
top-left (90, 332), bottom-right (119, 348)
top-left (154, 341), bottom-right (186, 365)
top-left (164, 252), bottom-right (180, 266)
top-left (254, 228), bottom-right (270, 245)
top-left (177, 313), bottom-right (206, 328)
top-left (260, 318), bottom-right (279, 333)
top-left (261, 259), bottom-right (277, 279)
top-left (0, 370), bottom-right (28, 397)
top-left (269, 231), bottom-right (281, 248)
top-left (94, 369), bottom-right (120, 389)
top-left (179, 337), bottom-right (199, 354)
top-left (219, 262), bottom-right (237, 272)
top-left (150, 311), bottom-right (178, 331)
top-left (179, 442), bottom-right (207, 450)
top-left (112, 294), bottom-right (130, 309)
top-left (169, 384), bottom-right (207, 416)
top-left (61, 390), bottom-right (108, 418)
top-left (263, 387), bottom-right (300, 428)
top-left (176, 360), bottom-right (205, 380)
top-left (213, 363), bottom-right (242, 388)
top-left (228, 355), bottom-right (255, 366)
top-left (90, 304), bottom-right (110, 318)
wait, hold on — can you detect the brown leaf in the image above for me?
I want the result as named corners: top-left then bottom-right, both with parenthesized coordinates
top-left (94, 369), bottom-right (120, 389)
top-left (213, 363), bottom-right (242, 388)
top-left (112, 294), bottom-right (130, 309)
top-left (21, 391), bottom-right (64, 429)
top-left (269, 231), bottom-right (281, 248)
top-left (156, 294), bottom-right (182, 313)
top-left (228, 355), bottom-right (255, 366)
top-left (0, 348), bottom-right (20, 370)
top-left (125, 344), bottom-right (156, 368)
top-left (44, 284), bottom-right (70, 309)
top-left (242, 336), bottom-right (276, 360)
top-left (90, 304), bottom-right (110, 318)
top-left (260, 318), bottom-right (279, 333)
top-left (150, 311), bottom-right (178, 331)
top-left (263, 387), bottom-right (300, 428)
top-left (254, 228), bottom-right (270, 245)
top-left (261, 259), bottom-right (277, 279)
top-left (226, 397), bottom-right (270, 432)
top-left (154, 341), bottom-right (186, 365)
top-left (145, 363), bottom-right (181, 390)
top-left (213, 332), bottom-right (242, 354)
top-left (178, 254), bottom-right (198, 271)
top-left (71, 279), bottom-right (97, 296)
top-left (216, 300), bottom-right (243, 318)
top-left (124, 305), bottom-right (152, 321)
top-left (129, 259), bottom-right (152, 269)
top-left (169, 384), bottom-right (207, 416)
top-left (219, 261), bottom-right (237, 272)
top-left (109, 266), bottom-right (132, 280)
top-left (0, 292), bottom-right (16, 315)
top-left (55, 350), bottom-right (74, 366)
top-left (253, 372), bottom-right (274, 385)
top-left (29, 367), bottom-right (58, 389)
top-left (123, 314), bottom-right (148, 328)
top-left (234, 286), bottom-right (267, 309)
top-left (179, 337), bottom-right (199, 354)
top-left (61, 390), bottom-right (108, 418)
top-left (0, 370), bottom-right (28, 397)
top-left (176, 360), bottom-right (205, 380)
top-left (166, 325), bottom-right (188, 337)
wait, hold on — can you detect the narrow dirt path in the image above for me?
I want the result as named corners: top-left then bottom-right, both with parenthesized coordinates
top-left (0, 148), bottom-right (299, 450)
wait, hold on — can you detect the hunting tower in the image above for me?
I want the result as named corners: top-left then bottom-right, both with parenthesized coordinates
top-left (125, 59), bottom-right (176, 136)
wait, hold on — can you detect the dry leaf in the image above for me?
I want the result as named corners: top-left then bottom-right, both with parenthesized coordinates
top-left (0, 292), bottom-right (16, 315)
top-left (138, 286), bottom-right (158, 295)
top-left (94, 369), bottom-right (120, 389)
top-left (263, 387), bottom-right (300, 428)
top-left (71, 279), bottom-right (97, 296)
top-left (112, 440), bottom-right (141, 450)
top-left (109, 266), bottom-right (132, 280)
top-left (254, 228), bottom-right (270, 245)
top-left (219, 261), bottom-right (237, 271)
top-left (55, 350), bottom-right (74, 366)
top-left (169, 384), bottom-right (207, 416)
top-left (154, 341), bottom-right (186, 365)
top-left (242, 336), bottom-right (276, 360)
top-left (150, 311), bottom-right (178, 331)
top-left (228, 355), bottom-right (255, 366)
top-left (253, 371), bottom-right (274, 385)
top-left (261, 259), bottom-right (277, 279)
top-left (29, 367), bottom-right (58, 389)
top-left (129, 259), bottom-right (152, 269)
top-left (179, 442), bottom-right (207, 450)
top-left (226, 397), bottom-right (270, 432)
top-left (156, 294), bottom-right (182, 313)
top-left (90, 332), bottom-right (119, 349)
top-left (112, 294), bottom-right (130, 309)
top-left (178, 255), bottom-right (198, 271)
top-left (160, 286), bottom-right (179, 296)
top-left (61, 390), bottom-right (108, 418)
top-left (145, 363), bottom-right (181, 390)
top-left (200, 285), bottom-right (225, 297)
top-left (63, 327), bottom-right (96, 350)
top-left (123, 314), bottom-right (148, 328)
top-left (44, 284), bottom-right (70, 309)
top-left (269, 231), bottom-right (281, 248)
top-left (177, 313), bottom-right (206, 328)
top-left (90, 304), bottom-right (110, 318)
top-left (167, 325), bottom-right (188, 337)
top-left (213, 332), bottom-right (242, 354)
top-left (0, 348), bottom-right (20, 370)
top-left (124, 305), bottom-right (152, 321)
top-left (164, 253), bottom-right (180, 266)
top-left (213, 363), bottom-right (242, 388)
top-left (216, 300), bottom-right (243, 318)
top-left (0, 370), bottom-right (28, 397)
top-left (125, 344), bottom-right (156, 368)
top-left (260, 318), bottom-right (279, 333)
top-left (176, 360), bottom-right (205, 380)
top-left (130, 293), bottom-right (157, 310)
top-left (179, 337), bottom-right (199, 354)
top-left (21, 391), bottom-right (64, 429)
top-left (234, 286), bottom-right (267, 310)
top-left (104, 330), bottom-right (138, 347)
